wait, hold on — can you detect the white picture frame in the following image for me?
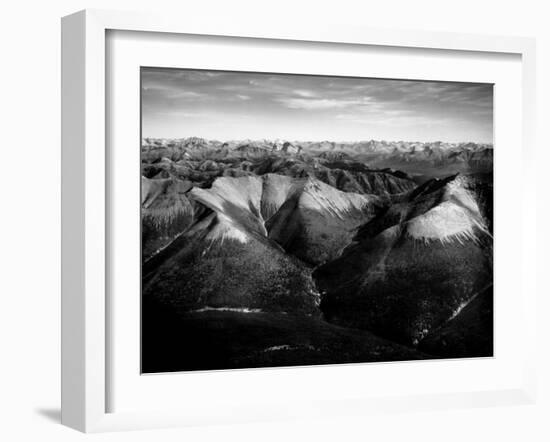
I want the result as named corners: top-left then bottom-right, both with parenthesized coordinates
top-left (61, 9), bottom-right (538, 433)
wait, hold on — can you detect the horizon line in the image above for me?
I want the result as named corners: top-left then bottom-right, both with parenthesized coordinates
top-left (141, 136), bottom-right (494, 146)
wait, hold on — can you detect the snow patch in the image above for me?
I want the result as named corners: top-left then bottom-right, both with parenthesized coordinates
top-left (205, 214), bottom-right (249, 244)
top-left (299, 179), bottom-right (374, 219)
top-left (406, 180), bottom-right (488, 244)
top-left (192, 176), bottom-right (264, 215)
top-left (191, 306), bottom-right (263, 313)
top-left (263, 344), bottom-right (317, 352)
top-left (450, 292), bottom-right (480, 320)
top-left (407, 201), bottom-right (485, 243)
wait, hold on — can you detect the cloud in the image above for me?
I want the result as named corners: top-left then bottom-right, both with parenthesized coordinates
top-left (293, 89), bottom-right (317, 98)
top-left (171, 91), bottom-right (207, 99)
top-left (155, 111), bottom-right (212, 118)
top-left (277, 96), bottom-right (374, 110)
top-left (141, 87), bottom-right (208, 103)
top-left (141, 67), bottom-right (493, 143)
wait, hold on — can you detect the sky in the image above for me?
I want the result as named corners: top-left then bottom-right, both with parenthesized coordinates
top-left (141, 68), bottom-right (493, 143)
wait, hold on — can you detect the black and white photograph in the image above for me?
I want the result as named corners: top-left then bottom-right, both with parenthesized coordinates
top-left (140, 67), bottom-right (494, 373)
top-left (2, 0), bottom-right (548, 439)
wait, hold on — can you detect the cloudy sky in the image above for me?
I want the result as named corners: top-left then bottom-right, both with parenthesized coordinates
top-left (141, 68), bottom-right (493, 143)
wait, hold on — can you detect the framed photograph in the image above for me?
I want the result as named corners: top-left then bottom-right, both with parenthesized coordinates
top-left (61, 9), bottom-right (537, 432)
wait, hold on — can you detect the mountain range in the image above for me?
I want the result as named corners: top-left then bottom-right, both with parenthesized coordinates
top-left (143, 136), bottom-right (493, 180)
top-left (141, 137), bottom-right (494, 371)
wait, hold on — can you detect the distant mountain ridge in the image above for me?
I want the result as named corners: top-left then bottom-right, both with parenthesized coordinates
top-left (142, 137), bottom-right (493, 181)
top-left (143, 136), bottom-right (492, 152)
top-left (142, 148), bottom-right (417, 196)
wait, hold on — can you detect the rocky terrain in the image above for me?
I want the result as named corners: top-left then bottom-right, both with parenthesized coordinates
top-left (141, 137), bottom-right (493, 372)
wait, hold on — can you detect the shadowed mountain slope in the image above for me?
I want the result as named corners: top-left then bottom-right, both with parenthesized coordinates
top-left (266, 178), bottom-right (383, 265)
top-left (141, 176), bottom-right (195, 260)
top-left (418, 285), bottom-right (493, 358)
top-left (314, 174), bottom-right (493, 346)
top-left (142, 209), bottom-right (321, 315)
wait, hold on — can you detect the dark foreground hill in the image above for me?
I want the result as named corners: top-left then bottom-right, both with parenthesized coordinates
top-left (418, 285), bottom-right (493, 358)
top-left (142, 296), bottom-right (427, 373)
